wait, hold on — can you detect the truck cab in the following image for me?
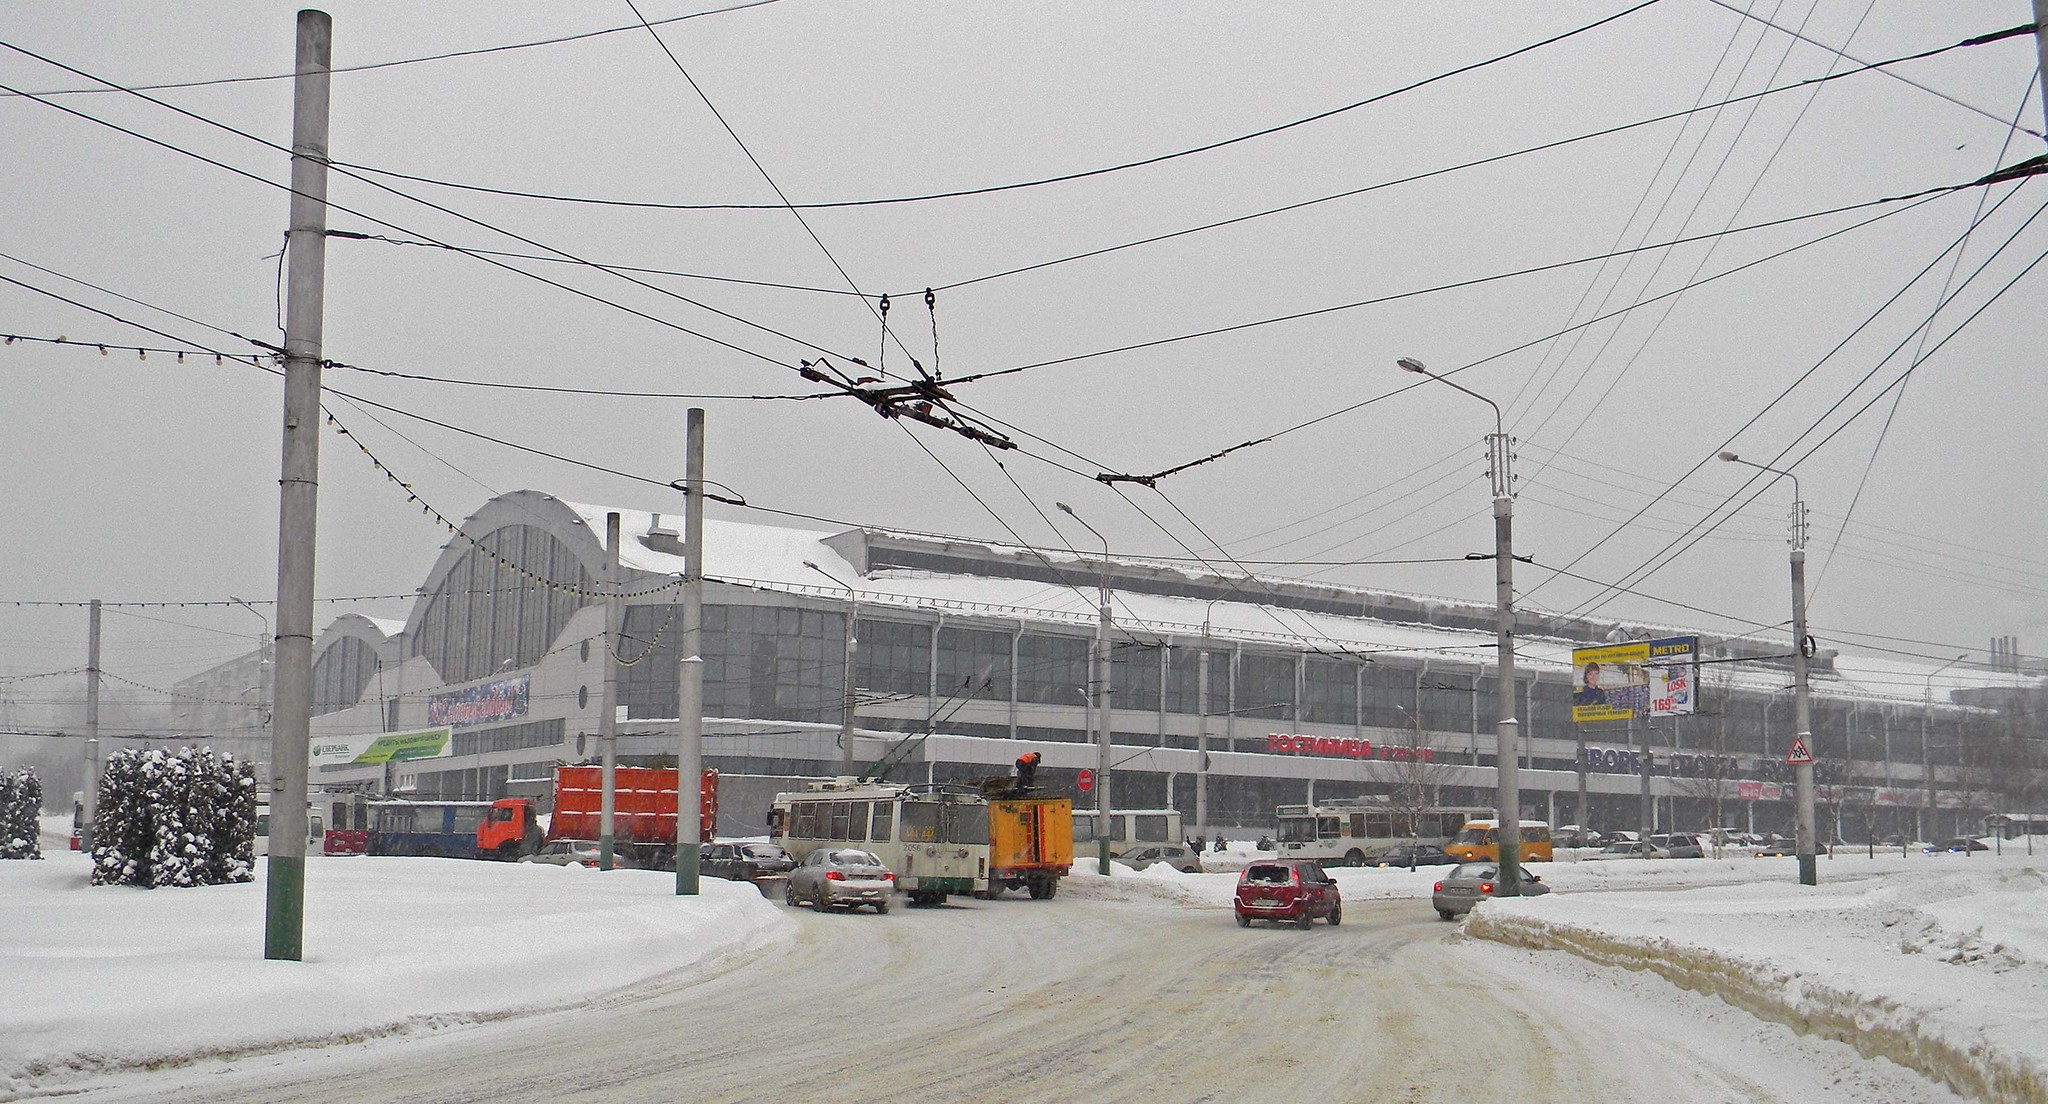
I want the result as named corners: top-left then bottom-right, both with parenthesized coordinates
top-left (480, 798), bottom-right (542, 860)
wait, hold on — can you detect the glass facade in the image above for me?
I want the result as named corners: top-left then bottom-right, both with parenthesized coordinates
top-left (937, 624), bottom-right (1012, 701)
top-left (410, 524), bottom-right (592, 684)
top-left (311, 635), bottom-right (380, 717)
top-left (620, 603), bottom-right (847, 723)
top-left (1112, 643), bottom-right (1163, 713)
top-left (1299, 657), bottom-right (1358, 726)
top-left (1235, 652), bottom-right (1296, 721)
top-left (1017, 632), bottom-right (1091, 706)
top-left (1162, 646), bottom-right (1230, 716)
top-left (858, 618), bottom-right (932, 699)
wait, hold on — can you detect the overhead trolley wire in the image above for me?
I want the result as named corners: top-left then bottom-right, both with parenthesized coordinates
top-left (1700, 0), bottom-right (2045, 138)
top-left (328, 1), bottom-right (1667, 214)
top-left (0, 0), bottom-right (787, 98)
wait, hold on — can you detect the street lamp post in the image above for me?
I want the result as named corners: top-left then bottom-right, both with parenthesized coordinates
top-left (1196, 598), bottom-right (1223, 850)
top-left (1397, 357), bottom-right (1521, 896)
top-left (229, 596), bottom-right (273, 767)
top-left (1057, 502), bottom-right (1115, 877)
top-left (803, 561), bottom-right (861, 777)
top-left (1719, 451), bottom-right (1817, 886)
top-left (1922, 653), bottom-right (1967, 842)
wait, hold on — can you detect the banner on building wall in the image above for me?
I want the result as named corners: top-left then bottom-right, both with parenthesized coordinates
top-left (427, 674), bottom-right (529, 728)
top-left (1570, 636), bottom-right (1697, 723)
top-left (310, 726), bottom-right (453, 766)
top-left (1265, 733), bottom-right (1435, 763)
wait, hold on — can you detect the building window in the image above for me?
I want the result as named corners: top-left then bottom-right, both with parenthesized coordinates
top-left (1017, 632), bottom-right (1090, 706)
top-left (937, 625), bottom-right (1012, 701)
top-left (1163, 646), bottom-right (1230, 716)
top-left (1299, 658), bottom-right (1357, 726)
top-left (311, 636), bottom-right (379, 717)
top-left (1235, 652), bottom-right (1295, 721)
top-left (856, 617), bottom-right (932, 699)
top-left (1113, 643), bottom-right (1162, 713)
top-left (410, 524), bottom-right (592, 684)
top-left (620, 602), bottom-right (847, 724)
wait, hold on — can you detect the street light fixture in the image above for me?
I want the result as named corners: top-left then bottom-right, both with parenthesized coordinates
top-left (1719, 451), bottom-right (1818, 886)
top-left (1395, 357), bottom-right (1522, 896)
top-left (802, 561), bottom-right (861, 777)
top-left (1056, 501), bottom-right (1115, 877)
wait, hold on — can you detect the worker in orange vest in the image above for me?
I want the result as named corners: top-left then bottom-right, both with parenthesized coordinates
top-left (1015, 751), bottom-right (1041, 790)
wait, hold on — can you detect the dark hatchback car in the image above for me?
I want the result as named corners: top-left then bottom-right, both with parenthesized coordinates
top-left (1370, 844), bottom-right (1455, 869)
top-left (1925, 837), bottom-right (1990, 854)
top-left (1234, 859), bottom-right (1342, 928)
top-left (701, 842), bottom-right (796, 882)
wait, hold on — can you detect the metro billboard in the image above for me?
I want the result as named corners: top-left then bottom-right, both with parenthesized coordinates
top-left (1570, 636), bottom-right (1697, 724)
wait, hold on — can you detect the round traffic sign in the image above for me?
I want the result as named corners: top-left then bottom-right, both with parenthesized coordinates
top-left (1077, 768), bottom-right (1094, 793)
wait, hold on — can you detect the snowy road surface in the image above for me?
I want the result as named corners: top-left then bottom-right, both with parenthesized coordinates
top-left (74, 889), bottom-right (1959, 1104)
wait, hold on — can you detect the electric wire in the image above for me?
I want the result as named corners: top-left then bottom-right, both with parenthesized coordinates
top-left (328, 1), bottom-right (1666, 214)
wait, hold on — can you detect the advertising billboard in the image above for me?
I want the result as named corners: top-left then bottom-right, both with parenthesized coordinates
top-left (1569, 636), bottom-right (1696, 723)
top-left (427, 674), bottom-right (529, 728)
top-left (309, 726), bottom-right (453, 767)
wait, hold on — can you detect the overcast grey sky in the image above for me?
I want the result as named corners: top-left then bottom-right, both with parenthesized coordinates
top-left (3, 1), bottom-right (2044, 735)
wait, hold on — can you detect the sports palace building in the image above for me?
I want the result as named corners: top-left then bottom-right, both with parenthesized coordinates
top-left (194, 489), bottom-right (2041, 842)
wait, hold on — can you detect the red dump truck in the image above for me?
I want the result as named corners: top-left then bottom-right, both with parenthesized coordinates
top-left (480, 765), bottom-right (718, 867)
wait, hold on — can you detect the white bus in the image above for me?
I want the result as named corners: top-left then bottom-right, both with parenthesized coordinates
top-left (769, 781), bottom-right (989, 906)
top-left (1273, 800), bottom-right (1491, 866)
top-left (1071, 807), bottom-right (1184, 858)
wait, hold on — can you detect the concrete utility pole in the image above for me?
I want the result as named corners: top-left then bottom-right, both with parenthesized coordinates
top-left (1196, 620), bottom-right (1211, 847)
top-left (81, 599), bottom-right (101, 851)
top-left (803, 560), bottom-right (860, 777)
top-left (1398, 357), bottom-right (1521, 895)
top-left (265, 8), bottom-right (332, 963)
top-left (1721, 452), bottom-right (1816, 886)
top-left (676, 407), bottom-right (706, 896)
top-left (2035, 0), bottom-right (2048, 141)
top-left (1058, 502), bottom-right (1114, 876)
top-left (1922, 654), bottom-right (1966, 840)
top-left (598, 512), bottom-right (622, 871)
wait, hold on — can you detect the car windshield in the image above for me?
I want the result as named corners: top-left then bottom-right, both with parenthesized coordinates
top-left (1452, 863), bottom-right (1497, 879)
top-left (742, 845), bottom-right (786, 860)
top-left (831, 850), bottom-right (883, 867)
top-left (1242, 864), bottom-right (1294, 886)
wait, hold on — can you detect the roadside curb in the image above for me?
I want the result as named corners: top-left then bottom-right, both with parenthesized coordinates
top-left (1466, 912), bottom-right (2048, 1104)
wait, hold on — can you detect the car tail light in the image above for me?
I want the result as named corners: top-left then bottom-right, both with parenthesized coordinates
top-left (826, 870), bottom-right (845, 881)
top-left (1433, 881), bottom-right (1444, 892)
top-left (1480, 881), bottom-right (1494, 894)
top-left (884, 872), bottom-right (895, 880)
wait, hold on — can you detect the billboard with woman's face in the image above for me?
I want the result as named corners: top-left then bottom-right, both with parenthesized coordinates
top-left (1570, 636), bottom-right (1696, 723)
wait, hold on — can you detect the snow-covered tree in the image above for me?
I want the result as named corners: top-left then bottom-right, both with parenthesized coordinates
top-left (0, 767), bottom-right (44, 859)
top-left (90, 746), bottom-right (257, 888)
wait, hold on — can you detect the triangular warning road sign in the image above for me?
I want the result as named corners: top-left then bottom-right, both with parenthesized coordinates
top-left (1785, 736), bottom-right (1814, 765)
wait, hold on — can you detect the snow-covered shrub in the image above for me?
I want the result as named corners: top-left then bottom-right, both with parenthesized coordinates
top-left (90, 747), bottom-right (256, 888)
top-left (0, 766), bottom-right (43, 859)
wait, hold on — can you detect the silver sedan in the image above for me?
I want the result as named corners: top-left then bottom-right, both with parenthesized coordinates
top-left (785, 847), bottom-right (896, 913)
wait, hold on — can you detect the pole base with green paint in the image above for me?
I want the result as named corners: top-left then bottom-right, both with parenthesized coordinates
top-left (1097, 838), bottom-right (1111, 876)
top-left (1798, 855), bottom-right (1817, 886)
top-left (676, 843), bottom-right (700, 895)
top-left (264, 854), bottom-right (305, 961)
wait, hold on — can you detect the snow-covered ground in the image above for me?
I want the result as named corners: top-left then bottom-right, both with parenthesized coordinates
top-left (8, 821), bottom-right (2048, 1101)
top-left (2, 819), bottom-right (789, 1097)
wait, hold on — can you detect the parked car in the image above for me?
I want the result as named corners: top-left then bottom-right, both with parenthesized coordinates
top-left (1370, 844), bottom-right (1455, 869)
top-left (1924, 837), bottom-right (1990, 854)
top-left (1647, 832), bottom-right (1705, 859)
top-left (1233, 859), bottom-right (1342, 928)
top-left (520, 838), bottom-right (606, 868)
top-left (1553, 825), bottom-right (1603, 849)
top-left (1583, 840), bottom-right (1666, 861)
top-left (1432, 861), bottom-right (1549, 919)
top-left (785, 847), bottom-right (896, 913)
top-left (701, 841), bottom-right (795, 882)
top-left (1121, 844), bottom-right (1204, 873)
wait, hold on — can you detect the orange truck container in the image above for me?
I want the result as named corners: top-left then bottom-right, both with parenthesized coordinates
top-left (984, 795), bottom-right (1073, 899)
top-left (480, 766), bottom-right (717, 865)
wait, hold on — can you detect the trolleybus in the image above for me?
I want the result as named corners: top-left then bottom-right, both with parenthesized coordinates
top-left (1273, 799), bottom-right (1491, 866)
top-left (769, 781), bottom-right (989, 906)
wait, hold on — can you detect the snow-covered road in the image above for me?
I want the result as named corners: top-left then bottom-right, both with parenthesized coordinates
top-left (72, 886), bottom-right (1961, 1104)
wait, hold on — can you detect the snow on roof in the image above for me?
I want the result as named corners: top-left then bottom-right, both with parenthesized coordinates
top-left (547, 497), bottom-right (2012, 701)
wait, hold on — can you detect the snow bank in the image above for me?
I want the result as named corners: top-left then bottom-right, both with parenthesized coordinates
top-left (1467, 858), bottom-right (2048, 1104)
top-left (0, 848), bottom-right (792, 1097)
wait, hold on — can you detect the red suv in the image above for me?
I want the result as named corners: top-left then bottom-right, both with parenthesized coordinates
top-left (1234, 859), bottom-right (1342, 928)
